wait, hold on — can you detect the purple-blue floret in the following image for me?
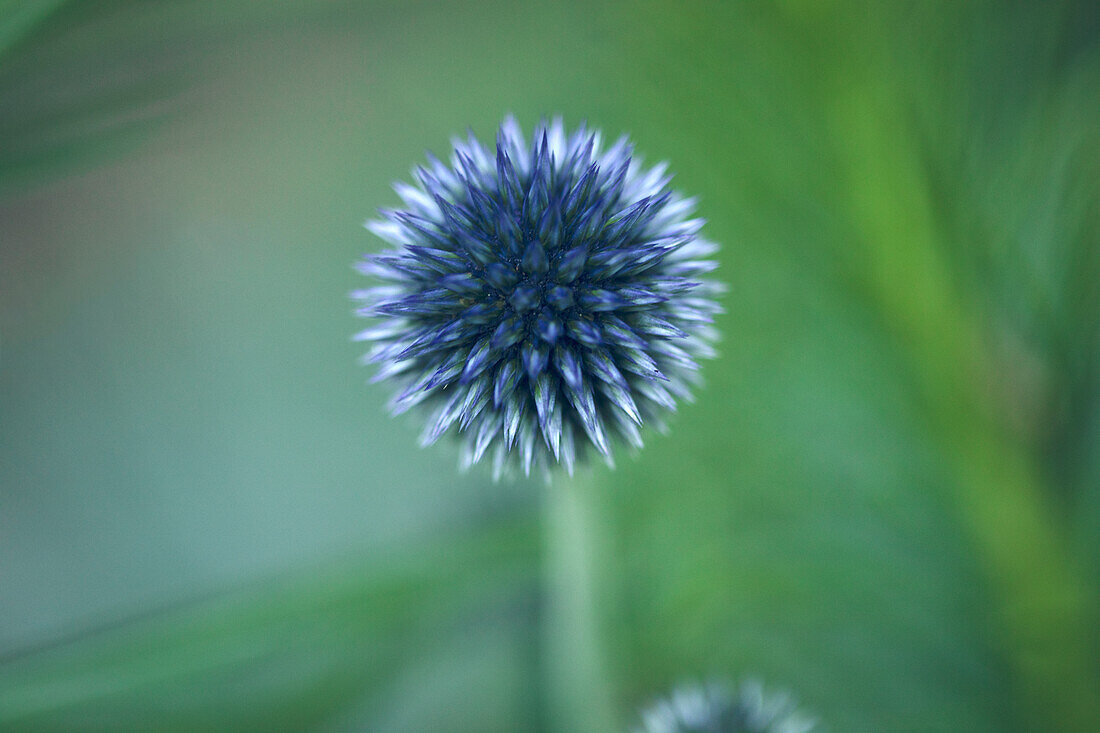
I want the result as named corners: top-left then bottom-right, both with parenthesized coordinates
top-left (353, 116), bottom-right (722, 478)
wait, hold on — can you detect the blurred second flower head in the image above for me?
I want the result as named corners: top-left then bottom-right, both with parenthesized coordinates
top-left (633, 680), bottom-right (817, 733)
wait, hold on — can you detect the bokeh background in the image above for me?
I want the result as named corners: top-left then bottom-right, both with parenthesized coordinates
top-left (2, 1), bottom-right (1100, 731)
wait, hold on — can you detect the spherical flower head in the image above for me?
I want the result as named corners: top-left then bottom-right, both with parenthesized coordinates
top-left (634, 680), bottom-right (818, 733)
top-left (353, 116), bottom-right (722, 478)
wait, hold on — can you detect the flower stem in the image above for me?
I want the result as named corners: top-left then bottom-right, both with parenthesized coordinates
top-left (543, 471), bottom-right (619, 733)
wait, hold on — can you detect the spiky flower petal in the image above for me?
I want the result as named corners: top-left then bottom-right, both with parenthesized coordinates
top-left (634, 680), bottom-right (817, 733)
top-left (353, 116), bottom-right (722, 477)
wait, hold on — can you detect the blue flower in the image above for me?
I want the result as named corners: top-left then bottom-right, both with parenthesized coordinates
top-left (634, 680), bottom-right (817, 733)
top-left (353, 116), bottom-right (722, 478)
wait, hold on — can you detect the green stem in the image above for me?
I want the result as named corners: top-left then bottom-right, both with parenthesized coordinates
top-left (543, 471), bottom-right (619, 733)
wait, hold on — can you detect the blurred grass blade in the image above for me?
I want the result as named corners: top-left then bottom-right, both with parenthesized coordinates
top-left (0, 0), bottom-right (354, 192)
top-left (0, 0), bottom-right (68, 58)
top-left (0, 518), bottom-right (540, 733)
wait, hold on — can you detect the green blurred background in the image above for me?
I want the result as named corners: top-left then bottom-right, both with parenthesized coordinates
top-left (2, 1), bottom-right (1099, 730)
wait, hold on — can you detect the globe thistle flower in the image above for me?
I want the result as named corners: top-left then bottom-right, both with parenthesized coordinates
top-left (633, 680), bottom-right (818, 733)
top-left (353, 116), bottom-right (721, 478)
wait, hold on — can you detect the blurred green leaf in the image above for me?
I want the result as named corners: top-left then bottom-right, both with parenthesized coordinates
top-left (0, 517), bottom-right (540, 732)
top-left (0, 0), bottom-right (368, 192)
top-left (0, 0), bottom-right (67, 57)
